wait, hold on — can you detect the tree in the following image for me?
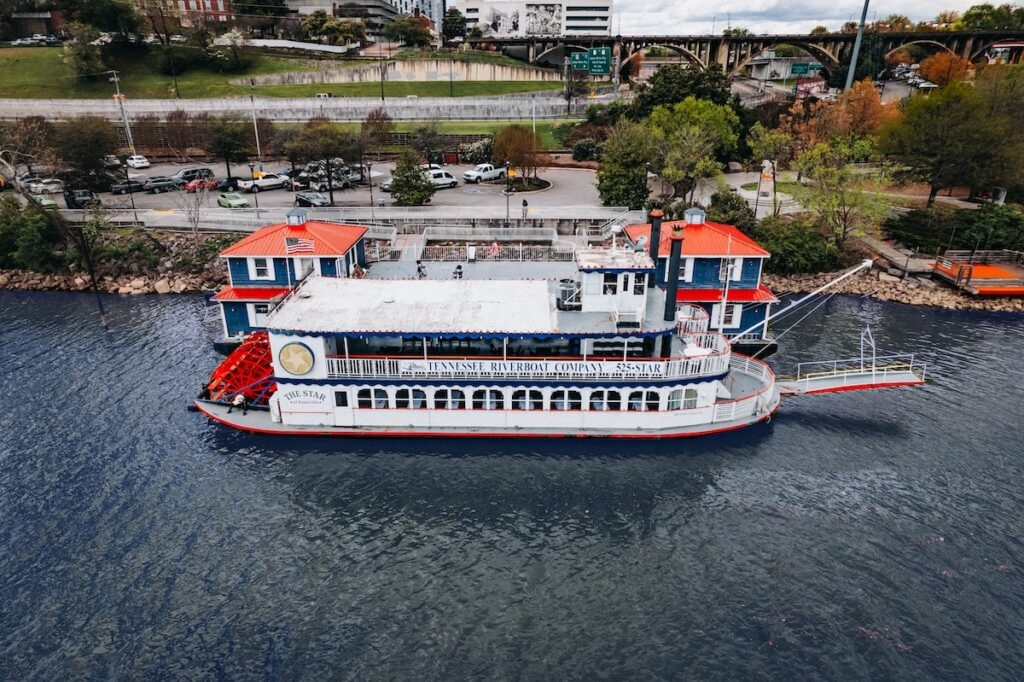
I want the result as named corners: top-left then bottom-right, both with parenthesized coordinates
top-left (61, 22), bottom-right (108, 80)
top-left (747, 123), bottom-right (793, 215)
top-left (563, 69), bottom-right (590, 115)
top-left (63, 0), bottom-right (141, 37)
top-left (969, 64), bottom-right (1024, 194)
top-left (722, 27), bottom-right (752, 36)
top-left (629, 64), bottom-right (732, 119)
top-left (207, 117), bottom-right (252, 180)
top-left (647, 97), bottom-right (740, 203)
top-left (285, 119), bottom-right (360, 205)
top-left (321, 18), bottom-right (365, 46)
top-left (879, 83), bottom-right (992, 206)
top-left (596, 120), bottom-right (655, 209)
top-left (383, 17), bottom-right (432, 47)
top-left (55, 116), bottom-right (118, 176)
top-left (810, 26), bottom-right (830, 35)
top-left (493, 125), bottom-right (542, 185)
top-left (876, 14), bottom-right (913, 31)
top-left (842, 78), bottom-right (894, 137)
top-left (410, 124), bottom-right (442, 160)
top-left (795, 140), bottom-right (890, 248)
top-left (0, 195), bottom-right (63, 272)
top-left (935, 10), bottom-right (961, 26)
top-left (0, 116), bottom-right (54, 173)
top-left (173, 184), bottom-right (211, 251)
top-left (361, 107), bottom-right (394, 151)
top-left (442, 8), bottom-right (467, 43)
top-left (919, 52), bottom-right (971, 85)
top-left (390, 150), bottom-right (435, 206)
top-left (887, 49), bottom-right (914, 67)
top-left (954, 3), bottom-right (1024, 30)
top-left (754, 215), bottom-right (840, 274)
top-left (302, 10), bottom-right (330, 42)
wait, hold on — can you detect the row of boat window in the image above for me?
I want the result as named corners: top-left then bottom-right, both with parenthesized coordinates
top-left (338, 387), bottom-right (699, 411)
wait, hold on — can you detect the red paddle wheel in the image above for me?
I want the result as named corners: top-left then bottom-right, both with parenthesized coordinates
top-left (206, 331), bottom-right (277, 406)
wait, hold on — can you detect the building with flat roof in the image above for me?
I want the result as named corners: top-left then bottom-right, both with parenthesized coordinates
top-left (454, 0), bottom-right (611, 37)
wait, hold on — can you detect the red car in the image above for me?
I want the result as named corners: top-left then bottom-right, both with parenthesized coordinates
top-left (184, 178), bottom-right (220, 193)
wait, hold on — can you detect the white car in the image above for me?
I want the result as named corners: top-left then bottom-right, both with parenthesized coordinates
top-left (28, 177), bottom-right (64, 194)
top-left (125, 155), bottom-right (151, 169)
top-left (463, 163), bottom-right (506, 183)
top-left (238, 173), bottom-right (288, 193)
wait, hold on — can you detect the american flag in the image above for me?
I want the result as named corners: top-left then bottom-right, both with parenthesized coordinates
top-left (284, 237), bottom-right (315, 254)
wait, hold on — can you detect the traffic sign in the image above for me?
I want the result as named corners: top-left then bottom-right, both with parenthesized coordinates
top-left (808, 63), bottom-right (823, 72)
top-left (570, 52), bottom-right (589, 71)
top-left (791, 62), bottom-right (809, 75)
top-left (588, 47), bottom-right (611, 75)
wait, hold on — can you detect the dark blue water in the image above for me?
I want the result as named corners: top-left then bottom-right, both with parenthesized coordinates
top-left (2, 291), bottom-right (1023, 680)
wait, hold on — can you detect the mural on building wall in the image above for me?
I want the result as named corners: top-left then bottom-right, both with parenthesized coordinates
top-left (525, 3), bottom-right (562, 35)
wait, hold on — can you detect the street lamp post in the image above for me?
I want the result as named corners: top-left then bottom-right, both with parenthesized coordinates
top-left (123, 164), bottom-right (139, 225)
top-left (248, 162), bottom-right (260, 216)
top-left (379, 57), bottom-right (386, 103)
top-left (504, 161), bottom-right (511, 227)
top-left (367, 161), bottom-right (375, 221)
top-left (249, 78), bottom-right (263, 170)
top-left (449, 50), bottom-right (454, 97)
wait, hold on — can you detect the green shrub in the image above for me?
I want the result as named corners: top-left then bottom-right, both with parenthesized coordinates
top-left (754, 216), bottom-right (841, 275)
top-left (551, 122), bottom-right (577, 148)
top-left (457, 137), bottom-right (493, 164)
top-left (572, 138), bottom-right (599, 161)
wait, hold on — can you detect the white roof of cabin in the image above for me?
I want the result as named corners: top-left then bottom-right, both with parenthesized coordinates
top-left (267, 276), bottom-right (557, 335)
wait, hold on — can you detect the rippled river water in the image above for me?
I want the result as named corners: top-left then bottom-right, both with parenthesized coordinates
top-left (2, 291), bottom-right (1023, 680)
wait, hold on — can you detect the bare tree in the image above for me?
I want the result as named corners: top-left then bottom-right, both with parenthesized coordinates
top-left (173, 185), bottom-right (211, 251)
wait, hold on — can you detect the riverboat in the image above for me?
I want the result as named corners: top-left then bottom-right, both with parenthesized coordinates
top-left (194, 208), bottom-right (926, 438)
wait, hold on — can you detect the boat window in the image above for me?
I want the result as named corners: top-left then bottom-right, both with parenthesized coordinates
top-left (395, 388), bottom-right (427, 408)
top-left (603, 273), bottom-right (618, 295)
top-left (551, 389), bottom-right (582, 411)
top-left (434, 388), bottom-right (465, 409)
top-left (334, 390), bottom-right (349, 407)
top-left (627, 390), bottom-right (644, 411)
top-left (633, 273), bottom-right (646, 294)
top-left (254, 304), bottom-right (269, 315)
top-left (511, 389), bottom-right (543, 410)
top-left (645, 390), bottom-right (660, 411)
top-left (372, 388), bottom-right (388, 409)
top-left (357, 388), bottom-right (373, 408)
top-left (589, 389), bottom-right (621, 411)
top-left (683, 388), bottom-right (698, 409)
top-left (472, 388), bottom-right (503, 410)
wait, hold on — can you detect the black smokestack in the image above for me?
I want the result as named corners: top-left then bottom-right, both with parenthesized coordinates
top-left (660, 222), bottom-right (685, 357)
top-left (648, 208), bottom-right (663, 269)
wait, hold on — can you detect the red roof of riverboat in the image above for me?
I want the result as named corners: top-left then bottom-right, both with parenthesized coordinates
top-left (219, 220), bottom-right (367, 258)
top-left (625, 221), bottom-right (770, 258)
top-left (212, 286), bottom-right (291, 302)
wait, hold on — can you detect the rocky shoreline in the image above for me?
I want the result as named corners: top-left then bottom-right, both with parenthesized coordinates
top-left (2, 265), bottom-right (1022, 312)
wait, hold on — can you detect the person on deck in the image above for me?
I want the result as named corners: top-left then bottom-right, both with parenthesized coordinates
top-left (417, 261), bottom-right (426, 279)
top-left (228, 394), bottom-right (248, 415)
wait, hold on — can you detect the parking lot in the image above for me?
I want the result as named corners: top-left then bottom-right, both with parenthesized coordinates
top-left (38, 160), bottom-right (602, 214)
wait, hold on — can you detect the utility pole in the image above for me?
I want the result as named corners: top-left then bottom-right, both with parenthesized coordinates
top-left (845, 0), bottom-right (871, 91)
top-left (249, 78), bottom-right (263, 170)
top-left (108, 70), bottom-right (135, 154)
top-left (563, 56), bottom-right (571, 115)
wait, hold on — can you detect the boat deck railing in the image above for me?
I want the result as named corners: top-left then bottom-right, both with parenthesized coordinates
top-left (784, 353), bottom-right (926, 386)
top-left (325, 348), bottom-right (731, 383)
top-left (711, 355), bottom-right (777, 424)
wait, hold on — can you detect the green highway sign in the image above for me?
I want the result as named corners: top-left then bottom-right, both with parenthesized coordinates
top-left (791, 62), bottom-right (810, 75)
top-left (588, 47), bottom-right (612, 75)
top-left (808, 63), bottom-right (823, 72)
top-left (570, 52), bottom-right (589, 71)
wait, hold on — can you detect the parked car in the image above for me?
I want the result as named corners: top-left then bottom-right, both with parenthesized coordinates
top-left (218, 176), bottom-right (243, 192)
top-left (238, 173), bottom-right (288, 193)
top-left (184, 177), bottom-right (220, 193)
top-left (172, 167), bottom-right (214, 184)
top-left (63, 189), bottom-right (102, 209)
top-left (426, 170), bottom-right (458, 189)
top-left (16, 173), bottom-right (40, 189)
top-left (110, 177), bottom-right (147, 194)
top-left (125, 154), bottom-right (151, 169)
top-left (305, 174), bottom-right (351, 192)
top-left (294, 191), bottom-right (331, 207)
top-left (103, 155), bottom-right (122, 169)
top-left (143, 176), bottom-right (182, 193)
top-left (31, 194), bottom-right (58, 209)
top-left (463, 163), bottom-right (506, 183)
top-left (28, 177), bottom-right (64, 194)
top-left (217, 192), bottom-right (250, 208)
top-left (379, 176), bottom-right (394, 192)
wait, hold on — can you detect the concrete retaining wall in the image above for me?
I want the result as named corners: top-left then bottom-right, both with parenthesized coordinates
top-left (238, 60), bottom-right (560, 86)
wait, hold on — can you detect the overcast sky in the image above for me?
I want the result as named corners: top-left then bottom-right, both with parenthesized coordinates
top-left (611, 0), bottom-right (982, 35)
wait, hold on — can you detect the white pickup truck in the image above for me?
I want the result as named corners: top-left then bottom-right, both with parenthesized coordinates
top-left (462, 163), bottom-right (506, 183)
top-left (238, 173), bottom-right (288, 193)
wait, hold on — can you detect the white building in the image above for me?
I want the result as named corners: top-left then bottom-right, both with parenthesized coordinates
top-left (454, 0), bottom-right (612, 37)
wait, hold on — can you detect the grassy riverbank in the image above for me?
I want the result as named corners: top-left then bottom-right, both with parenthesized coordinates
top-left (0, 47), bottom-right (563, 99)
